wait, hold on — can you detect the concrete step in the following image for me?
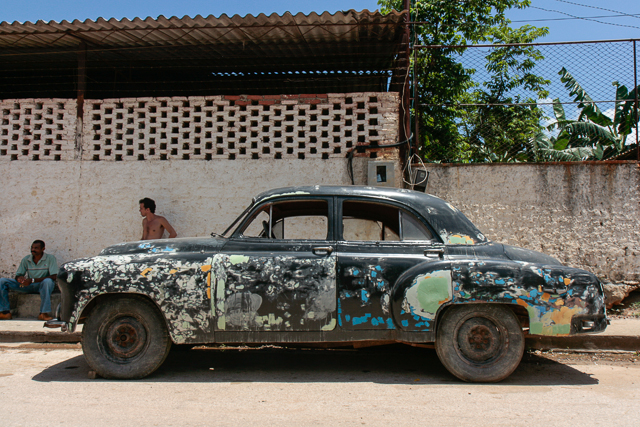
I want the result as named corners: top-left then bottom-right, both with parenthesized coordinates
top-left (8, 292), bottom-right (61, 318)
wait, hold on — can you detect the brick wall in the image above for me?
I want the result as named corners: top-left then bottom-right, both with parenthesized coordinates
top-left (0, 99), bottom-right (76, 161)
top-left (0, 93), bottom-right (400, 162)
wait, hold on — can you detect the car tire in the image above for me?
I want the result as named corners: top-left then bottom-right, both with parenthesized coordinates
top-left (435, 304), bottom-right (524, 382)
top-left (82, 296), bottom-right (171, 379)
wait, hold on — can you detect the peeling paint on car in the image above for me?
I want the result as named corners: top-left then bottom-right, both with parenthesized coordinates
top-left (405, 270), bottom-right (452, 318)
top-left (61, 252), bottom-right (213, 344)
top-left (211, 253), bottom-right (336, 331)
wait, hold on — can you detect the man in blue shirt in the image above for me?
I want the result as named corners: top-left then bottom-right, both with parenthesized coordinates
top-left (0, 240), bottom-right (57, 321)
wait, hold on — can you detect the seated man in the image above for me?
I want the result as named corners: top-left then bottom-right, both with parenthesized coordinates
top-left (0, 240), bottom-right (57, 321)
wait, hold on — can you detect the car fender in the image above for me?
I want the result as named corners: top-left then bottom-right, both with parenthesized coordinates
top-left (60, 253), bottom-right (215, 344)
top-left (392, 259), bottom-right (605, 336)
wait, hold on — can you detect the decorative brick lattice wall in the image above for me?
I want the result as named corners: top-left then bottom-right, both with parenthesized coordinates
top-left (83, 93), bottom-right (398, 161)
top-left (0, 100), bottom-right (77, 161)
top-left (0, 93), bottom-right (399, 161)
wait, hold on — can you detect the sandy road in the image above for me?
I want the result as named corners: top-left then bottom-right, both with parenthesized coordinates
top-left (1, 344), bottom-right (639, 426)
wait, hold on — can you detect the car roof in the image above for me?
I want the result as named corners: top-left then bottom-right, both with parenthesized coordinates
top-left (254, 185), bottom-right (450, 210)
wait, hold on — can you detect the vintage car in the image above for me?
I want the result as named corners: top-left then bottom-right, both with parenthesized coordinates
top-left (48, 186), bottom-right (607, 382)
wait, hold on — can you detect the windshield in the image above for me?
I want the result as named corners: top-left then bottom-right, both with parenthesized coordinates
top-left (220, 201), bottom-right (255, 237)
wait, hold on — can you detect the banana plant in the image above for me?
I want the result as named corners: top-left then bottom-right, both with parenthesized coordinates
top-left (529, 67), bottom-right (639, 161)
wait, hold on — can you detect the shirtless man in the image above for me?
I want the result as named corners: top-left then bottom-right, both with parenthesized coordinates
top-left (139, 198), bottom-right (177, 240)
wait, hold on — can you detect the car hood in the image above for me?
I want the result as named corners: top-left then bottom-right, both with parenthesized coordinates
top-left (501, 243), bottom-right (562, 266)
top-left (99, 236), bottom-right (227, 256)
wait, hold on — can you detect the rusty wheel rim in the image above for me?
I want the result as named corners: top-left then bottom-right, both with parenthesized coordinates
top-left (101, 316), bottom-right (148, 362)
top-left (456, 317), bottom-right (503, 363)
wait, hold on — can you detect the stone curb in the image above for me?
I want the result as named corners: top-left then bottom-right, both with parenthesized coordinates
top-left (0, 330), bottom-right (638, 352)
top-left (526, 335), bottom-right (640, 352)
top-left (0, 331), bottom-right (81, 344)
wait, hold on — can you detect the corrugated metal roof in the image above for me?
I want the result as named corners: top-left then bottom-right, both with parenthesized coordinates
top-left (0, 10), bottom-right (405, 51)
top-left (0, 10), bottom-right (407, 99)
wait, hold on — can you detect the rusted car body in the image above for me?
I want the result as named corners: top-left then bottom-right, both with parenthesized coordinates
top-left (50, 186), bottom-right (607, 381)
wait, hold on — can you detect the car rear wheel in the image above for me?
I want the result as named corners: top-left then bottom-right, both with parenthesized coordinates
top-left (82, 296), bottom-right (171, 379)
top-left (435, 304), bottom-right (524, 382)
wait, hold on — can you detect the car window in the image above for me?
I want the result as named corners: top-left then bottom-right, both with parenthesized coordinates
top-left (342, 200), bottom-right (433, 242)
top-left (240, 199), bottom-right (329, 240)
top-left (401, 210), bottom-right (433, 241)
top-left (241, 205), bottom-right (271, 238)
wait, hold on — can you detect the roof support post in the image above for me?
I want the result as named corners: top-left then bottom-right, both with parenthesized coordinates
top-left (76, 41), bottom-right (86, 160)
top-left (397, 0), bottom-right (411, 172)
top-left (634, 40), bottom-right (638, 161)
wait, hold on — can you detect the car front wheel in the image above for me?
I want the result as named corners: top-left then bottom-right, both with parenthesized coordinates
top-left (435, 304), bottom-right (524, 382)
top-left (82, 296), bottom-right (171, 379)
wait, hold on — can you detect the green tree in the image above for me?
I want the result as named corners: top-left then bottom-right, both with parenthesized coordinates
top-left (530, 68), bottom-right (639, 161)
top-left (461, 24), bottom-right (550, 162)
top-left (379, 0), bottom-right (545, 162)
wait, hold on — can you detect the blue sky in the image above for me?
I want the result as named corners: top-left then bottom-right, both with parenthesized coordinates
top-left (0, 0), bottom-right (638, 43)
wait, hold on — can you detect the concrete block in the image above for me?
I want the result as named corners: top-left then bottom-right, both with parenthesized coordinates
top-left (8, 292), bottom-right (61, 318)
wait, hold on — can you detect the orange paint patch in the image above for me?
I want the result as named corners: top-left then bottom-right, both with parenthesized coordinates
top-left (549, 306), bottom-right (574, 324)
top-left (206, 287), bottom-right (211, 299)
top-left (541, 293), bottom-right (550, 301)
top-left (140, 267), bottom-right (152, 277)
top-left (564, 278), bottom-right (571, 286)
top-left (201, 265), bottom-right (212, 272)
top-left (517, 298), bottom-right (529, 307)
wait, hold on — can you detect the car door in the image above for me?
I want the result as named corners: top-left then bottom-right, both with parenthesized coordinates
top-left (336, 198), bottom-right (444, 330)
top-left (212, 197), bottom-right (337, 332)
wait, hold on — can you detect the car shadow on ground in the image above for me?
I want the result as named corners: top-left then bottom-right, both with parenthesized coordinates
top-left (32, 344), bottom-right (598, 386)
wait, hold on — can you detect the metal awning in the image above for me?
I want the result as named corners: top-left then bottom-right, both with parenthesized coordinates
top-left (0, 10), bottom-right (408, 99)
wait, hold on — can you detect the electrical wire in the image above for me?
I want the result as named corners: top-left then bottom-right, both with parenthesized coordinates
top-left (552, 0), bottom-right (640, 20)
top-left (530, 6), bottom-right (640, 30)
top-left (511, 13), bottom-right (640, 24)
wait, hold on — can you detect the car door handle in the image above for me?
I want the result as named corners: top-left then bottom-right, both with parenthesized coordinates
top-left (424, 248), bottom-right (444, 258)
top-left (313, 246), bottom-right (334, 256)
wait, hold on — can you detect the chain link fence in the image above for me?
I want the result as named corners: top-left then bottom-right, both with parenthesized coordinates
top-left (414, 39), bottom-right (640, 163)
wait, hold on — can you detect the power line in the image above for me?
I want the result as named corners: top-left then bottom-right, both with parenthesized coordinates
top-left (530, 6), bottom-right (640, 30)
top-left (552, 0), bottom-right (640, 20)
top-left (511, 13), bottom-right (640, 24)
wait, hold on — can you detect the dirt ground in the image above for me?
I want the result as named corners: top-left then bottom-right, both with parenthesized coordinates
top-left (528, 349), bottom-right (639, 367)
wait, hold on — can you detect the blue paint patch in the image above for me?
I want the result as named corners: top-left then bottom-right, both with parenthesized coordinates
top-left (386, 318), bottom-right (395, 329)
top-left (530, 289), bottom-right (539, 298)
top-left (361, 289), bottom-right (369, 303)
top-left (371, 318), bottom-right (378, 326)
top-left (352, 313), bottom-right (372, 326)
top-left (495, 279), bottom-right (505, 285)
top-left (376, 265), bottom-right (382, 271)
top-left (345, 314), bottom-right (351, 322)
top-left (401, 320), bottom-right (409, 327)
top-left (371, 271), bottom-right (377, 278)
top-left (139, 243), bottom-right (151, 249)
top-left (337, 299), bottom-right (342, 327)
top-left (353, 269), bottom-right (359, 276)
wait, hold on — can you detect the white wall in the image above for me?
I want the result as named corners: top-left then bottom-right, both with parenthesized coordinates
top-left (0, 158), bottom-right (383, 275)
